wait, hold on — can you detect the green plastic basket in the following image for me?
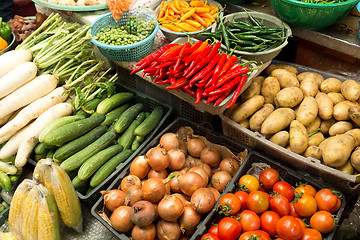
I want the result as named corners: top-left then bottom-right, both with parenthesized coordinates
top-left (90, 11), bottom-right (159, 62)
top-left (270, 0), bottom-right (360, 30)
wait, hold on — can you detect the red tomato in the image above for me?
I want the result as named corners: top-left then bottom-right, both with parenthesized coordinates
top-left (270, 194), bottom-right (290, 217)
top-left (219, 193), bottom-right (241, 216)
top-left (301, 228), bottom-right (322, 240)
top-left (295, 218), bottom-right (307, 233)
top-left (240, 210), bottom-right (260, 232)
top-left (238, 230), bottom-right (271, 240)
top-left (238, 175), bottom-right (260, 193)
top-left (218, 217), bottom-right (242, 240)
top-left (247, 191), bottom-right (269, 214)
top-left (289, 202), bottom-right (300, 218)
top-left (260, 211), bottom-right (280, 237)
top-left (208, 225), bottom-right (219, 238)
top-left (263, 191), bottom-right (271, 203)
top-left (201, 233), bottom-right (220, 240)
top-left (330, 198), bottom-right (341, 213)
top-left (259, 168), bottom-right (280, 189)
top-left (310, 211), bottom-right (335, 234)
top-left (273, 181), bottom-right (294, 202)
top-left (234, 191), bottom-right (249, 212)
top-left (293, 193), bottom-right (317, 217)
top-left (276, 216), bottom-right (303, 240)
top-left (315, 189), bottom-right (341, 213)
top-left (294, 184), bottom-right (317, 197)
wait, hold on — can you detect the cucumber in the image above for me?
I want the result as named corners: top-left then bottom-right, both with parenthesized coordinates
top-left (44, 114), bottom-right (106, 146)
top-left (83, 95), bottom-right (107, 113)
top-left (46, 149), bottom-right (55, 159)
top-left (72, 176), bottom-right (89, 190)
top-left (114, 103), bottom-right (143, 133)
top-left (39, 115), bottom-right (86, 143)
top-left (131, 135), bottom-right (145, 151)
top-left (9, 175), bottom-right (18, 183)
top-left (78, 144), bottom-right (123, 180)
top-left (34, 142), bottom-right (47, 155)
top-left (35, 154), bottom-right (47, 162)
top-left (134, 106), bottom-right (164, 137)
top-left (60, 130), bottom-right (117, 172)
top-left (118, 112), bottom-right (146, 150)
top-left (0, 204), bottom-right (4, 212)
top-left (0, 170), bottom-right (11, 192)
top-left (101, 103), bottom-right (130, 126)
top-left (97, 92), bottom-right (134, 114)
top-left (53, 125), bottom-right (108, 162)
top-left (90, 149), bottom-right (133, 187)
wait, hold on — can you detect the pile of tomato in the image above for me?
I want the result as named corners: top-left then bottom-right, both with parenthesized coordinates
top-left (201, 167), bottom-right (343, 240)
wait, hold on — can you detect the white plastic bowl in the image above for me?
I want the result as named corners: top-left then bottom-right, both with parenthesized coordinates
top-left (0, 32), bottom-right (15, 56)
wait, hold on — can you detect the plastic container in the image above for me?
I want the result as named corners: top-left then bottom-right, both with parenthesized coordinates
top-left (90, 11), bottom-right (159, 62)
top-left (211, 12), bottom-right (291, 63)
top-left (91, 117), bottom-right (251, 239)
top-left (0, 32), bottom-right (15, 56)
top-left (270, 0), bottom-right (359, 30)
top-left (192, 151), bottom-right (346, 240)
top-left (221, 60), bottom-right (360, 194)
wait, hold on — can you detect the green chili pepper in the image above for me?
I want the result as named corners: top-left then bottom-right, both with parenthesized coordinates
top-left (199, 31), bottom-right (222, 40)
top-left (220, 18), bottom-right (231, 51)
top-left (245, 10), bottom-right (264, 27)
top-left (0, 17), bottom-right (12, 44)
top-left (233, 33), bottom-right (270, 44)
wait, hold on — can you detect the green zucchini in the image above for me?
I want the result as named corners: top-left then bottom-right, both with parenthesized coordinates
top-left (34, 142), bottom-right (47, 155)
top-left (72, 176), bottom-right (89, 190)
top-left (118, 112), bottom-right (146, 150)
top-left (60, 130), bottom-right (117, 172)
top-left (114, 103), bottom-right (143, 133)
top-left (0, 170), bottom-right (11, 192)
top-left (90, 149), bottom-right (133, 187)
top-left (39, 115), bottom-right (86, 143)
top-left (78, 144), bottom-right (123, 180)
top-left (53, 125), bottom-right (108, 162)
top-left (101, 103), bottom-right (131, 126)
top-left (97, 92), bottom-right (134, 114)
top-left (44, 114), bottom-right (106, 146)
top-left (134, 106), bottom-right (164, 137)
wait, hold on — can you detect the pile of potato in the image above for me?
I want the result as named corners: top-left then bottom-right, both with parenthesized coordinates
top-left (225, 64), bottom-right (360, 175)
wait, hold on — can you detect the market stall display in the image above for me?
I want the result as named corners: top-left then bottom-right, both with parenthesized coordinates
top-left (7, 14), bottom-right (46, 44)
top-left (0, 17), bottom-right (15, 54)
top-left (32, 0), bottom-right (108, 11)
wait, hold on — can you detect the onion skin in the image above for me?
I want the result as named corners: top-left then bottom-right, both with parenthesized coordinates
top-left (210, 171), bottom-right (232, 193)
top-left (142, 178), bottom-right (166, 203)
top-left (110, 206), bottom-right (133, 232)
top-left (208, 187), bottom-right (221, 202)
top-left (130, 156), bottom-right (150, 179)
top-left (178, 139), bottom-right (187, 155)
top-left (198, 163), bottom-right (211, 177)
top-left (188, 166), bottom-right (209, 187)
top-left (172, 193), bottom-right (191, 207)
top-left (120, 175), bottom-right (141, 193)
top-left (178, 172), bottom-right (204, 196)
top-left (219, 158), bottom-right (240, 176)
top-left (187, 138), bottom-right (206, 158)
top-left (131, 224), bottom-right (156, 240)
top-left (179, 206), bottom-right (201, 232)
top-left (148, 169), bottom-right (168, 179)
top-left (157, 219), bottom-right (182, 240)
top-left (160, 133), bottom-right (180, 151)
top-left (148, 147), bottom-right (170, 171)
top-left (168, 172), bottom-right (182, 193)
top-left (124, 185), bottom-right (143, 206)
top-left (130, 200), bottom-right (156, 227)
top-left (158, 195), bottom-right (184, 222)
top-left (168, 148), bottom-right (186, 171)
top-left (102, 189), bottom-right (125, 212)
top-left (191, 188), bottom-right (216, 214)
top-left (184, 155), bottom-right (202, 169)
top-left (200, 147), bottom-right (221, 167)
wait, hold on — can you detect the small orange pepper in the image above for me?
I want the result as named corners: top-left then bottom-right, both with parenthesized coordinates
top-left (199, 12), bottom-right (215, 22)
top-left (185, 19), bottom-right (202, 28)
top-left (162, 24), bottom-right (182, 32)
top-left (189, 0), bottom-right (205, 7)
top-left (179, 1), bottom-right (190, 8)
top-left (191, 12), bottom-right (208, 27)
top-left (180, 8), bottom-right (196, 22)
top-left (195, 7), bottom-right (210, 14)
top-left (0, 36), bottom-right (8, 51)
top-left (176, 22), bottom-right (199, 32)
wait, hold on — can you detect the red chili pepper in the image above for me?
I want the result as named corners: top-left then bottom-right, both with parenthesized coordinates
top-left (195, 68), bottom-right (215, 88)
top-left (173, 72), bottom-right (183, 78)
top-left (208, 75), bottom-right (241, 96)
top-left (167, 64), bottom-right (186, 75)
top-left (215, 66), bottom-right (249, 88)
top-left (189, 52), bottom-right (221, 84)
top-left (214, 87), bottom-right (235, 106)
top-left (206, 94), bottom-right (221, 104)
top-left (195, 87), bottom-right (203, 104)
top-left (219, 55), bottom-right (238, 77)
top-left (184, 87), bottom-right (196, 98)
top-left (154, 57), bottom-right (178, 62)
top-left (184, 41), bottom-right (208, 66)
top-left (181, 41), bottom-right (202, 58)
top-left (184, 44), bottom-right (212, 77)
top-left (153, 67), bottom-right (167, 83)
top-left (161, 44), bottom-right (182, 59)
top-left (154, 68), bottom-right (160, 77)
top-left (170, 77), bottom-right (176, 85)
top-left (143, 61), bottom-right (176, 73)
top-left (207, 54), bottom-right (228, 88)
top-left (156, 79), bottom-right (171, 84)
top-left (226, 75), bottom-right (248, 109)
top-left (166, 77), bottom-right (189, 90)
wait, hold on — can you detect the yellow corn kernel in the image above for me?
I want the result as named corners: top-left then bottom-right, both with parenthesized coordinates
top-left (38, 204), bottom-right (55, 240)
top-left (20, 187), bottom-right (38, 240)
top-left (0, 232), bottom-right (19, 240)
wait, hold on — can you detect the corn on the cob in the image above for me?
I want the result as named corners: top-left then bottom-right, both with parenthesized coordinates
top-left (33, 158), bottom-right (53, 193)
top-left (0, 232), bottom-right (19, 240)
top-left (20, 185), bottom-right (39, 240)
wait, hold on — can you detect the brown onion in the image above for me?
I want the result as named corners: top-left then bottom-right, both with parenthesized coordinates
top-left (142, 178), bottom-right (166, 203)
top-left (179, 206), bottom-right (201, 232)
top-left (148, 147), bottom-right (169, 171)
top-left (184, 155), bottom-right (202, 169)
top-left (191, 188), bottom-right (216, 214)
top-left (187, 137), bottom-right (206, 157)
top-left (167, 148), bottom-right (186, 171)
top-left (131, 224), bottom-right (156, 240)
top-left (188, 166), bottom-right (209, 187)
top-left (101, 189), bottom-right (125, 212)
top-left (158, 195), bottom-right (184, 222)
top-left (130, 200), bottom-right (156, 227)
top-left (198, 163), bottom-right (212, 177)
top-left (219, 158), bottom-right (240, 176)
top-left (148, 168), bottom-right (168, 179)
top-left (120, 175), bottom-right (141, 193)
top-left (157, 219), bottom-right (181, 240)
top-left (110, 206), bottom-right (133, 232)
top-left (208, 187), bottom-right (221, 202)
top-left (168, 172), bottom-right (182, 193)
top-left (146, 146), bottom-right (159, 157)
top-left (153, 203), bottom-right (160, 221)
top-left (178, 172), bottom-right (204, 196)
top-left (178, 139), bottom-right (187, 155)
top-left (125, 185), bottom-right (143, 206)
top-left (130, 156), bottom-right (150, 179)
top-left (165, 182), bottom-right (171, 195)
top-left (200, 147), bottom-right (221, 167)
top-left (172, 193), bottom-right (191, 207)
top-left (160, 133), bottom-right (180, 151)
top-left (210, 171), bottom-right (232, 193)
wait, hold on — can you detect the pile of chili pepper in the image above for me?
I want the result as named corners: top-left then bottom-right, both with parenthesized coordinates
top-left (131, 40), bottom-right (252, 109)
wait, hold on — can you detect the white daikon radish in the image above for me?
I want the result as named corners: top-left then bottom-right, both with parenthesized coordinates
top-left (0, 50), bottom-right (32, 78)
top-left (0, 112), bottom-right (15, 126)
top-left (0, 87), bottom-right (68, 144)
top-left (0, 62), bottom-right (38, 99)
top-left (0, 123), bottom-right (33, 159)
top-left (0, 74), bottom-right (58, 119)
top-left (15, 102), bottom-right (74, 167)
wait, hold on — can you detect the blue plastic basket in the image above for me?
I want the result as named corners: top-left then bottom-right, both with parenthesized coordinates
top-left (90, 11), bottom-right (159, 62)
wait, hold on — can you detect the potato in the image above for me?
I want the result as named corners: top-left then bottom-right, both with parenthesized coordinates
top-left (224, 103), bottom-right (240, 118)
top-left (327, 92), bottom-right (345, 105)
top-left (320, 78), bottom-right (342, 93)
top-left (307, 117), bottom-right (321, 133)
top-left (231, 95), bottom-right (264, 123)
top-left (350, 147), bottom-right (360, 172)
top-left (261, 108), bottom-right (295, 135)
top-left (349, 104), bottom-right (360, 126)
top-left (341, 79), bottom-right (360, 101)
top-left (345, 129), bottom-right (360, 147)
top-left (271, 69), bottom-right (299, 88)
top-left (289, 120), bottom-right (308, 154)
top-left (239, 118), bottom-right (250, 129)
top-left (337, 160), bottom-right (354, 175)
top-left (241, 76), bottom-right (265, 102)
top-left (297, 72), bottom-right (324, 86)
top-left (269, 131), bottom-right (289, 147)
top-left (328, 121), bottom-right (353, 136)
top-left (315, 92), bottom-right (333, 120)
top-left (249, 104), bottom-right (274, 132)
top-left (261, 77), bottom-right (280, 104)
top-left (275, 87), bottom-right (304, 108)
top-left (264, 64), bottom-right (298, 76)
top-left (299, 76), bottom-right (318, 97)
top-left (296, 97), bottom-right (318, 126)
top-left (303, 146), bottom-right (322, 160)
top-left (333, 100), bottom-right (359, 121)
top-left (322, 134), bottom-right (355, 167)
top-left (308, 132), bottom-right (324, 146)
top-left (318, 137), bottom-right (330, 153)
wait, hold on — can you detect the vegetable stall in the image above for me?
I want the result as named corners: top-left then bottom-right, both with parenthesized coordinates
top-left (0, 0), bottom-right (359, 239)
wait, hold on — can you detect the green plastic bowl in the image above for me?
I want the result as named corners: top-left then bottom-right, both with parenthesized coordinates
top-left (270, 0), bottom-right (360, 30)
